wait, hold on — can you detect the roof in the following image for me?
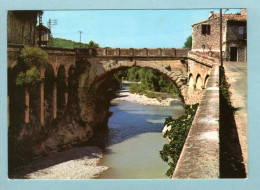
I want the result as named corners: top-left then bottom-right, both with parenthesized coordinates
top-left (36, 24), bottom-right (51, 32)
top-left (192, 13), bottom-right (247, 26)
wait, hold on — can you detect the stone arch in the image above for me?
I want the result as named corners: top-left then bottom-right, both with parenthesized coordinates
top-left (44, 63), bottom-right (55, 124)
top-left (195, 74), bottom-right (203, 90)
top-left (78, 60), bottom-right (189, 138)
top-left (204, 74), bottom-right (210, 89)
top-left (188, 73), bottom-right (195, 88)
top-left (91, 60), bottom-right (187, 102)
top-left (57, 65), bottom-right (67, 116)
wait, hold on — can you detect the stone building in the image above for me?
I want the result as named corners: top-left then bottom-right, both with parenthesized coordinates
top-left (7, 11), bottom-right (42, 46)
top-left (191, 9), bottom-right (247, 62)
top-left (35, 24), bottom-right (51, 47)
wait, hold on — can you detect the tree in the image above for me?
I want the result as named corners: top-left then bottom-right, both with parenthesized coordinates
top-left (183, 35), bottom-right (192, 49)
top-left (87, 40), bottom-right (99, 48)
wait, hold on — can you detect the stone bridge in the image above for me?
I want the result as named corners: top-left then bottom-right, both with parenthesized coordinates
top-left (8, 45), bottom-right (216, 171)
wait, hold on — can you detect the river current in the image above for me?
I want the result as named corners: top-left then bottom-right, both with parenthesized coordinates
top-left (98, 86), bottom-right (184, 179)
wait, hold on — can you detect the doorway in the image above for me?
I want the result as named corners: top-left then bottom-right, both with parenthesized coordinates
top-left (230, 47), bottom-right (238, 61)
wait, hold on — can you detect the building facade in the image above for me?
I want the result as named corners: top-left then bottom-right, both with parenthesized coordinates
top-left (35, 24), bottom-right (51, 47)
top-left (191, 9), bottom-right (247, 62)
top-left (7, 11), bottom-right (42, 46)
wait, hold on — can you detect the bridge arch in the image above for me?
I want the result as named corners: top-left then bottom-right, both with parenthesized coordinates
top-left (88, 60), bottom-right (188, 102)
top-left (77, 59), bottom-right (188, 125)
top-left (57, 65), bottom-right (67, 116)
top-left (195, 74), bottom-right (203, 90)
top-left (204, 74), bottom-right (210, 89)
top-left (188, 73), bottom-right (195, 88)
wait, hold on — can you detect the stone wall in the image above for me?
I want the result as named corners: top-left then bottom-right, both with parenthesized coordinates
top-left (225, 21), bottom-right (247, 62)
top-left (192, 18), bottom-right (225, 53)
top-left (173, 63), bottom-right (220, 179)
top-left (186, 51), bottom-right (216, 104)
top-left (192, 16), bottom-right (247, 62)
top-left (7, 11), bottom-right (39, 46)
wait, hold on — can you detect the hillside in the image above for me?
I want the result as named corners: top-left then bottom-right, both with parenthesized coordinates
top-left (50, 37), bottom-right (99, 49)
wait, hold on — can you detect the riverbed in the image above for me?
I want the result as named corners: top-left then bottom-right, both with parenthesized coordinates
top-left (10, 84), bottom-right (184, 179)
top-left (98, 99), bottom-right (184, 179)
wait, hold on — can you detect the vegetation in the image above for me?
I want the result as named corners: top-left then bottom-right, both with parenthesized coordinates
top-left (220, 66), bottom-right (232, 107)
top-left (160, 103), bottom-right (199, 177)
top-left (115, 67), bottom-right (180, 98)
top-left (16, 45), bottom-right (47, 88)
top-left (183, 35), bottom-right (192, 49)
top-left (50, 37), bottom-right (99, 49)
top-left (219, 66), bottom-right (246, 178)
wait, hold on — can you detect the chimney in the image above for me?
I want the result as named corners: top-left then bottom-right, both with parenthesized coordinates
top-left (210, 11), bottom-right (215, 17)
top-left (241, 9), bottom-right (247, 16)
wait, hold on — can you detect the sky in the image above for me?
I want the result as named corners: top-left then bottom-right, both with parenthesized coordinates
top-left (42, 9), bottom-right (241, 48)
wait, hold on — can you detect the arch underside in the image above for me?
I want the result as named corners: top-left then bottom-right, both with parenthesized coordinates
top-left (92, 60), bottom-right (188, 103)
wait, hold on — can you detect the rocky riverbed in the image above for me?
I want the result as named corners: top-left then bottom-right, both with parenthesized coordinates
top-left (114, 89), bottom-right (179, 107)
top-left (9, 146), bottom-right (108, 179)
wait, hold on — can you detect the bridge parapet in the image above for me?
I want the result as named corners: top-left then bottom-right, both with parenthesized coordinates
top-left (173, 63), bottom-right (220, 178)
top-left (188, 51), bottom-right (219, 67)
top-left (76, 48), bottom-right (189, 58)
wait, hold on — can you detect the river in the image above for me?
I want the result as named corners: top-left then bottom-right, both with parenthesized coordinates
top-left (10, 84), bottom-right (184, 179)
top-left (98, 85), bottom-right (184, 179)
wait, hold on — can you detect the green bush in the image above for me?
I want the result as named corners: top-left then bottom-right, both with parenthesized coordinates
top-left (145, 91), bottom-right (157, 98)
top-left (16, 46), bottom-right (47, 88)
top-left (20, 45), bottom-right (48, 68)
top-left (123, 67), bottom-right (180, 97)
top-left (129, 83), bottom-right (146, 94)
top-left (16, 67), bottom-right (44, 87)
top-left (160, 103), bottom-right (199, 177)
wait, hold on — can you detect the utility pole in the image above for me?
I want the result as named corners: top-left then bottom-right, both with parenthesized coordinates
top-left (47, 19), bottom-right (58, 34)
top-left (78, 31), bottom-right (83, 48)
top-left (47, 19), bottom-right (57, 47)
top-left (220, 9), bottom-right (223, 67)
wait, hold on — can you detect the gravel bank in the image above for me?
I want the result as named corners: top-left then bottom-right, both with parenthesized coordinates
top-left (114, 90), bottom-right (179, 107)
top-left (10, 146), bottom-right (108, 179)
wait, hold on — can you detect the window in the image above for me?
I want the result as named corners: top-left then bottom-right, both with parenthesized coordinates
top-left (239, 26), bottom-right (244, 34)
top-left (202, 25), bottom-right (210, 35)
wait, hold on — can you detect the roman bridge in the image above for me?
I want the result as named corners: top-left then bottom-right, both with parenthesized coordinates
top-left (8, 45), bottom-right (220, 178)
top-left (8, 46), bottom-right (215, 126)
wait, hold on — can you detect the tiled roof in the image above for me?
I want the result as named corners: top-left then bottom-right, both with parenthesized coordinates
top-left (212, 13), bottom-right (247, 21)
top-left (36, 24), bottom-right (51, 31)
top-left (192, 13), bottom-right (247, 26)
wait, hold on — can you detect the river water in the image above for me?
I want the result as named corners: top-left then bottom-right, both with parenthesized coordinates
top-left (98, 86), bottom-right (184, 179)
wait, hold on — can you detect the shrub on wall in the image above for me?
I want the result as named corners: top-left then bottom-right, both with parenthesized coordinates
top-left (16, 45), bottom-right (47, 88)
top-left (160, 103), bottom-right (199, 177)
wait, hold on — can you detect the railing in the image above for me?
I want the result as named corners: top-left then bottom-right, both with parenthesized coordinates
top-left (76, 48), bottom-right (189, 58)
